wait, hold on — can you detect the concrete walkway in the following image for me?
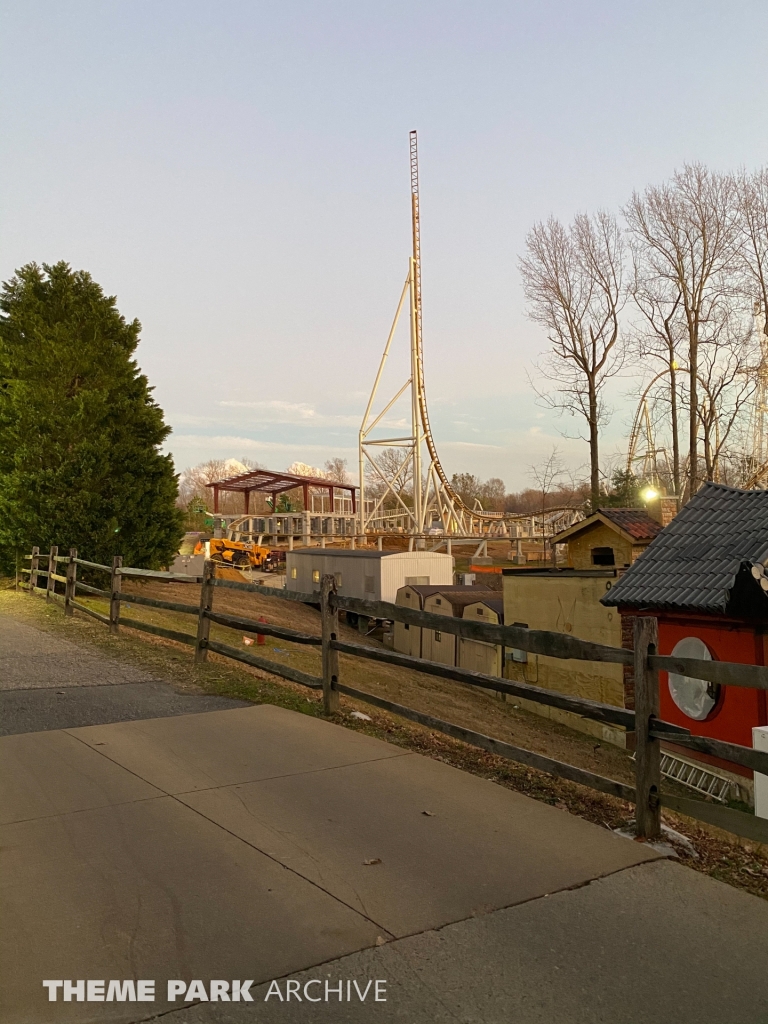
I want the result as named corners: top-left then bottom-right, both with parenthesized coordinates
top-left (1, 617), bottom-right (768, 1024)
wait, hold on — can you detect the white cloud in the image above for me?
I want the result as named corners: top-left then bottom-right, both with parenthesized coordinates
top-left (166, 435), bottom-right (358, 472)
top-left (215, 400), bottom-right (360, 427)
top-left (440, 440), bottom-right (505, 451)
top-left (220, 400), bottom-right (316, 418)
top-left (169, 434), bottom-right (356, 454)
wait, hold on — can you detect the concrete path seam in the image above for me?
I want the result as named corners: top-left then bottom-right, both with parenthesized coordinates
top-left (62, 726), bottom-right (669, 947)
top-left (168, 750), bottom-right (415, 797)
top-left (62, 727), bottom-right (399, 939)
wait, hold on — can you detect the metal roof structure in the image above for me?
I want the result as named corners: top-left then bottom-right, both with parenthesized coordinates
top-left (288, 549), bottom-right (389, 559)
top-left (206, 468), bottom-right (357, 514)
top-left (501, 567), bottom-right (619, 578)
top-left (402, 584), bottom-right (491, 597)
top-left (464, 595), bottom-right (504, 617)
top-left (427, 591), bottom-right (499, 615)
top-left (553, 508), bottom-right (663, 546)
top-left (602, 482), bottom-right (768, 614)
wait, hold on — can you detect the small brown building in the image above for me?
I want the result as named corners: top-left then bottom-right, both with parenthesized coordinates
top-left (393, 585), bottom-right (493, 661)
top-left (553, 506), bottom-right (668, 569)
top-left (422, 590), bottom-right (496, 666)
top-left (458, 597), bottom-right (504, 677)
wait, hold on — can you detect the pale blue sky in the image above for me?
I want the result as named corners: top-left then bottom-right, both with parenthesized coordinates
top-left (2, 1), bottom-right (767, 487)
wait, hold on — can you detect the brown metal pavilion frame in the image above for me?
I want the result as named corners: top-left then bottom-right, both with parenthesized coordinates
top-left (207, 468), bottom-right (357, 516)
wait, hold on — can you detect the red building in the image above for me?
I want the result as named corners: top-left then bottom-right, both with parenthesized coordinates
top-left (602, 482), bottom-right (768, 788)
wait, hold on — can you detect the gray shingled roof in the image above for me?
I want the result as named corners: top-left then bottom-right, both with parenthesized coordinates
top-left (430, 591), bottom-right (498, 615)
top-left (602, 482), bottom-right (768, 613)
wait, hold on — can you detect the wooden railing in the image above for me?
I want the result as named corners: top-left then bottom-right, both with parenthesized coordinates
top-left (20, 548), bottom-right (768, 845)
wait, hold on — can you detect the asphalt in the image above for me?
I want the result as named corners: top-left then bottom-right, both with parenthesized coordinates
top-left (2, 611), bottom-right (768, 1024)
top-left (0, 615), bottom-right (246, 736)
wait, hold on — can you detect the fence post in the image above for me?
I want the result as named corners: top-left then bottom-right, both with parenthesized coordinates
top-left (65, 548), bottom-right (77, 616)
top-left (195, 559), bottom-right (215, 664)
top-left (634, 616), bottom-right (661, 840)
top-left (110, 555), bottom-right (123, 634)
top-left (321, 574), bottom-right (340, 715)
top-left (29, 546), bottom-right (40, 592)
top-left (46, 545), bottom-right (58, 601)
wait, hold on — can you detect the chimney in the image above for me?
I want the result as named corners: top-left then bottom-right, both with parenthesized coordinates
top-left (646, 495), bottom-right (679, 527)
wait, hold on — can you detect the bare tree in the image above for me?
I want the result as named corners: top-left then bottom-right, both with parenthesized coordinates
top-left (529, 446), bottom-right (565, 511)
top-left (529, 446), bottom-right (565, 558)
top-left (628, 263), bottom-right (685, 495)
top-left (177, 459), bottom-right (230, 510)
top-left (624, 165), bottom-right (740, 498)
top-left (445, 473), bottom-right (507, 512)
top-left (695, 336), bottom-right (757, 482)
top-left (324, 457), bottom-right (349, 483)
top-left (478, 477), bottom-right (507, 512)
top-left (735, 168), bottom-right (768, 338)
top-left (521, 211), bottom-right (625, 509)
top-left (449, 473), bottom-right (483, 508)
top-left (365, 447), bottom-right (413, 511)
top-left (177, 457), bottom-right (264, 514)
top-left (504, 480), bottom-right (589, 514)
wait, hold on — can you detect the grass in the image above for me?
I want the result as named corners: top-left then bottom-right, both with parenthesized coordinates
top-left (2, 577), bottom-right (767, 901)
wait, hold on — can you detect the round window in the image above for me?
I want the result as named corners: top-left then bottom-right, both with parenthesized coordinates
top-left (667, 636), bottom-right (720, 721)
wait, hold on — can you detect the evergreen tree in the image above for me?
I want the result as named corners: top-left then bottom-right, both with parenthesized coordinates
top-left (0, 262), bottom-right (184, 572)
top-left (599, 469), bottom-right (644, 509)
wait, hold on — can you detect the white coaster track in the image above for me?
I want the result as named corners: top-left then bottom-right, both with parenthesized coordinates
top-left (358, 132), bottom-right (582, 542)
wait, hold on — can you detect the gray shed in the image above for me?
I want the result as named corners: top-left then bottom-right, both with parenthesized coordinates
top-left (285, 549), bottom-right (453, 604)
top-left (393, 584), bottom-right (487, 658)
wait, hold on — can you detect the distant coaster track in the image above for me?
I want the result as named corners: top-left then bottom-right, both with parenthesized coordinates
top-left (358, 131), bottom-right (584, 541)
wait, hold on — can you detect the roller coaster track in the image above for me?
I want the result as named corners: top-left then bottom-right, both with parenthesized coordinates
top-left (358, 132), bottom-right (584, 539)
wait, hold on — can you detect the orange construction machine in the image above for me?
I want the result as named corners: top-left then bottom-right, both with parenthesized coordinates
top-left (208, 538), bottom-right (269, 569)
top-left (194, 538), bottom-right (285, 573)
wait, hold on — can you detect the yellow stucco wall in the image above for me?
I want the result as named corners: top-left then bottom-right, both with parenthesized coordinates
top-left (502, 573), bottom-right (626, 745)
top-left (566, 522), bottom-right (633, 570)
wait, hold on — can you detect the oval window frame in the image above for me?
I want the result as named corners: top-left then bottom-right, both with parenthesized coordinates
top-left (667, 636), bottom-right (722, 722)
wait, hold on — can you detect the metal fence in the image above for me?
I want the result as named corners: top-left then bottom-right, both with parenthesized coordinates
top-left (20, 545), bottom-right (768, 845)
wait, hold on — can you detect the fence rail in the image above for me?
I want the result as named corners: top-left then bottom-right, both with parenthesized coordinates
top-left (649, 654), bottom-right (768, 692)
top-left (20, 548), bottom-right (768, 845)
top-left (74, 582), bottom-right (111, 598)
top-left (331, 638), bottom-right (638, 731)
top-left (205, 609), bottom-right (321, 646)
top-left (334, 594), bottom-right (635, 664)
top-left (74, 558), bottom-right (111, 572)
top-left (117, 567), bottom-right (203, 583)
top-left (119, 591), bottom-right (199, 616)
top-left (206, 638), bottom-right (323, 689)
top-left (70, 600), bottom-right (110, 625)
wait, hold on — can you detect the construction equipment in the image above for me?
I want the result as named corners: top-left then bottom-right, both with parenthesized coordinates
top-left (262, 549), bottom-right (286, 573)
top-left (205, 538), bottom-right (272, 571)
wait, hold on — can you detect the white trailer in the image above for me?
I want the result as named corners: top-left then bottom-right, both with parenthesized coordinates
top-left (285, 549), bottom-right (453, 604)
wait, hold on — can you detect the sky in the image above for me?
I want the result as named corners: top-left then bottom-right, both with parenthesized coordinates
top-left (2, 1), bottom-right (767, 490)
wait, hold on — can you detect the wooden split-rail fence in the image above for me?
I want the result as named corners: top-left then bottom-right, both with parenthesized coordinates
top-left (20, 545), bottom-right (768, 845)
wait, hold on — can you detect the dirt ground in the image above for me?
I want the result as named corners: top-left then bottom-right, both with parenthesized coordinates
top-left (2, 579), bottom-right (767, 901)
